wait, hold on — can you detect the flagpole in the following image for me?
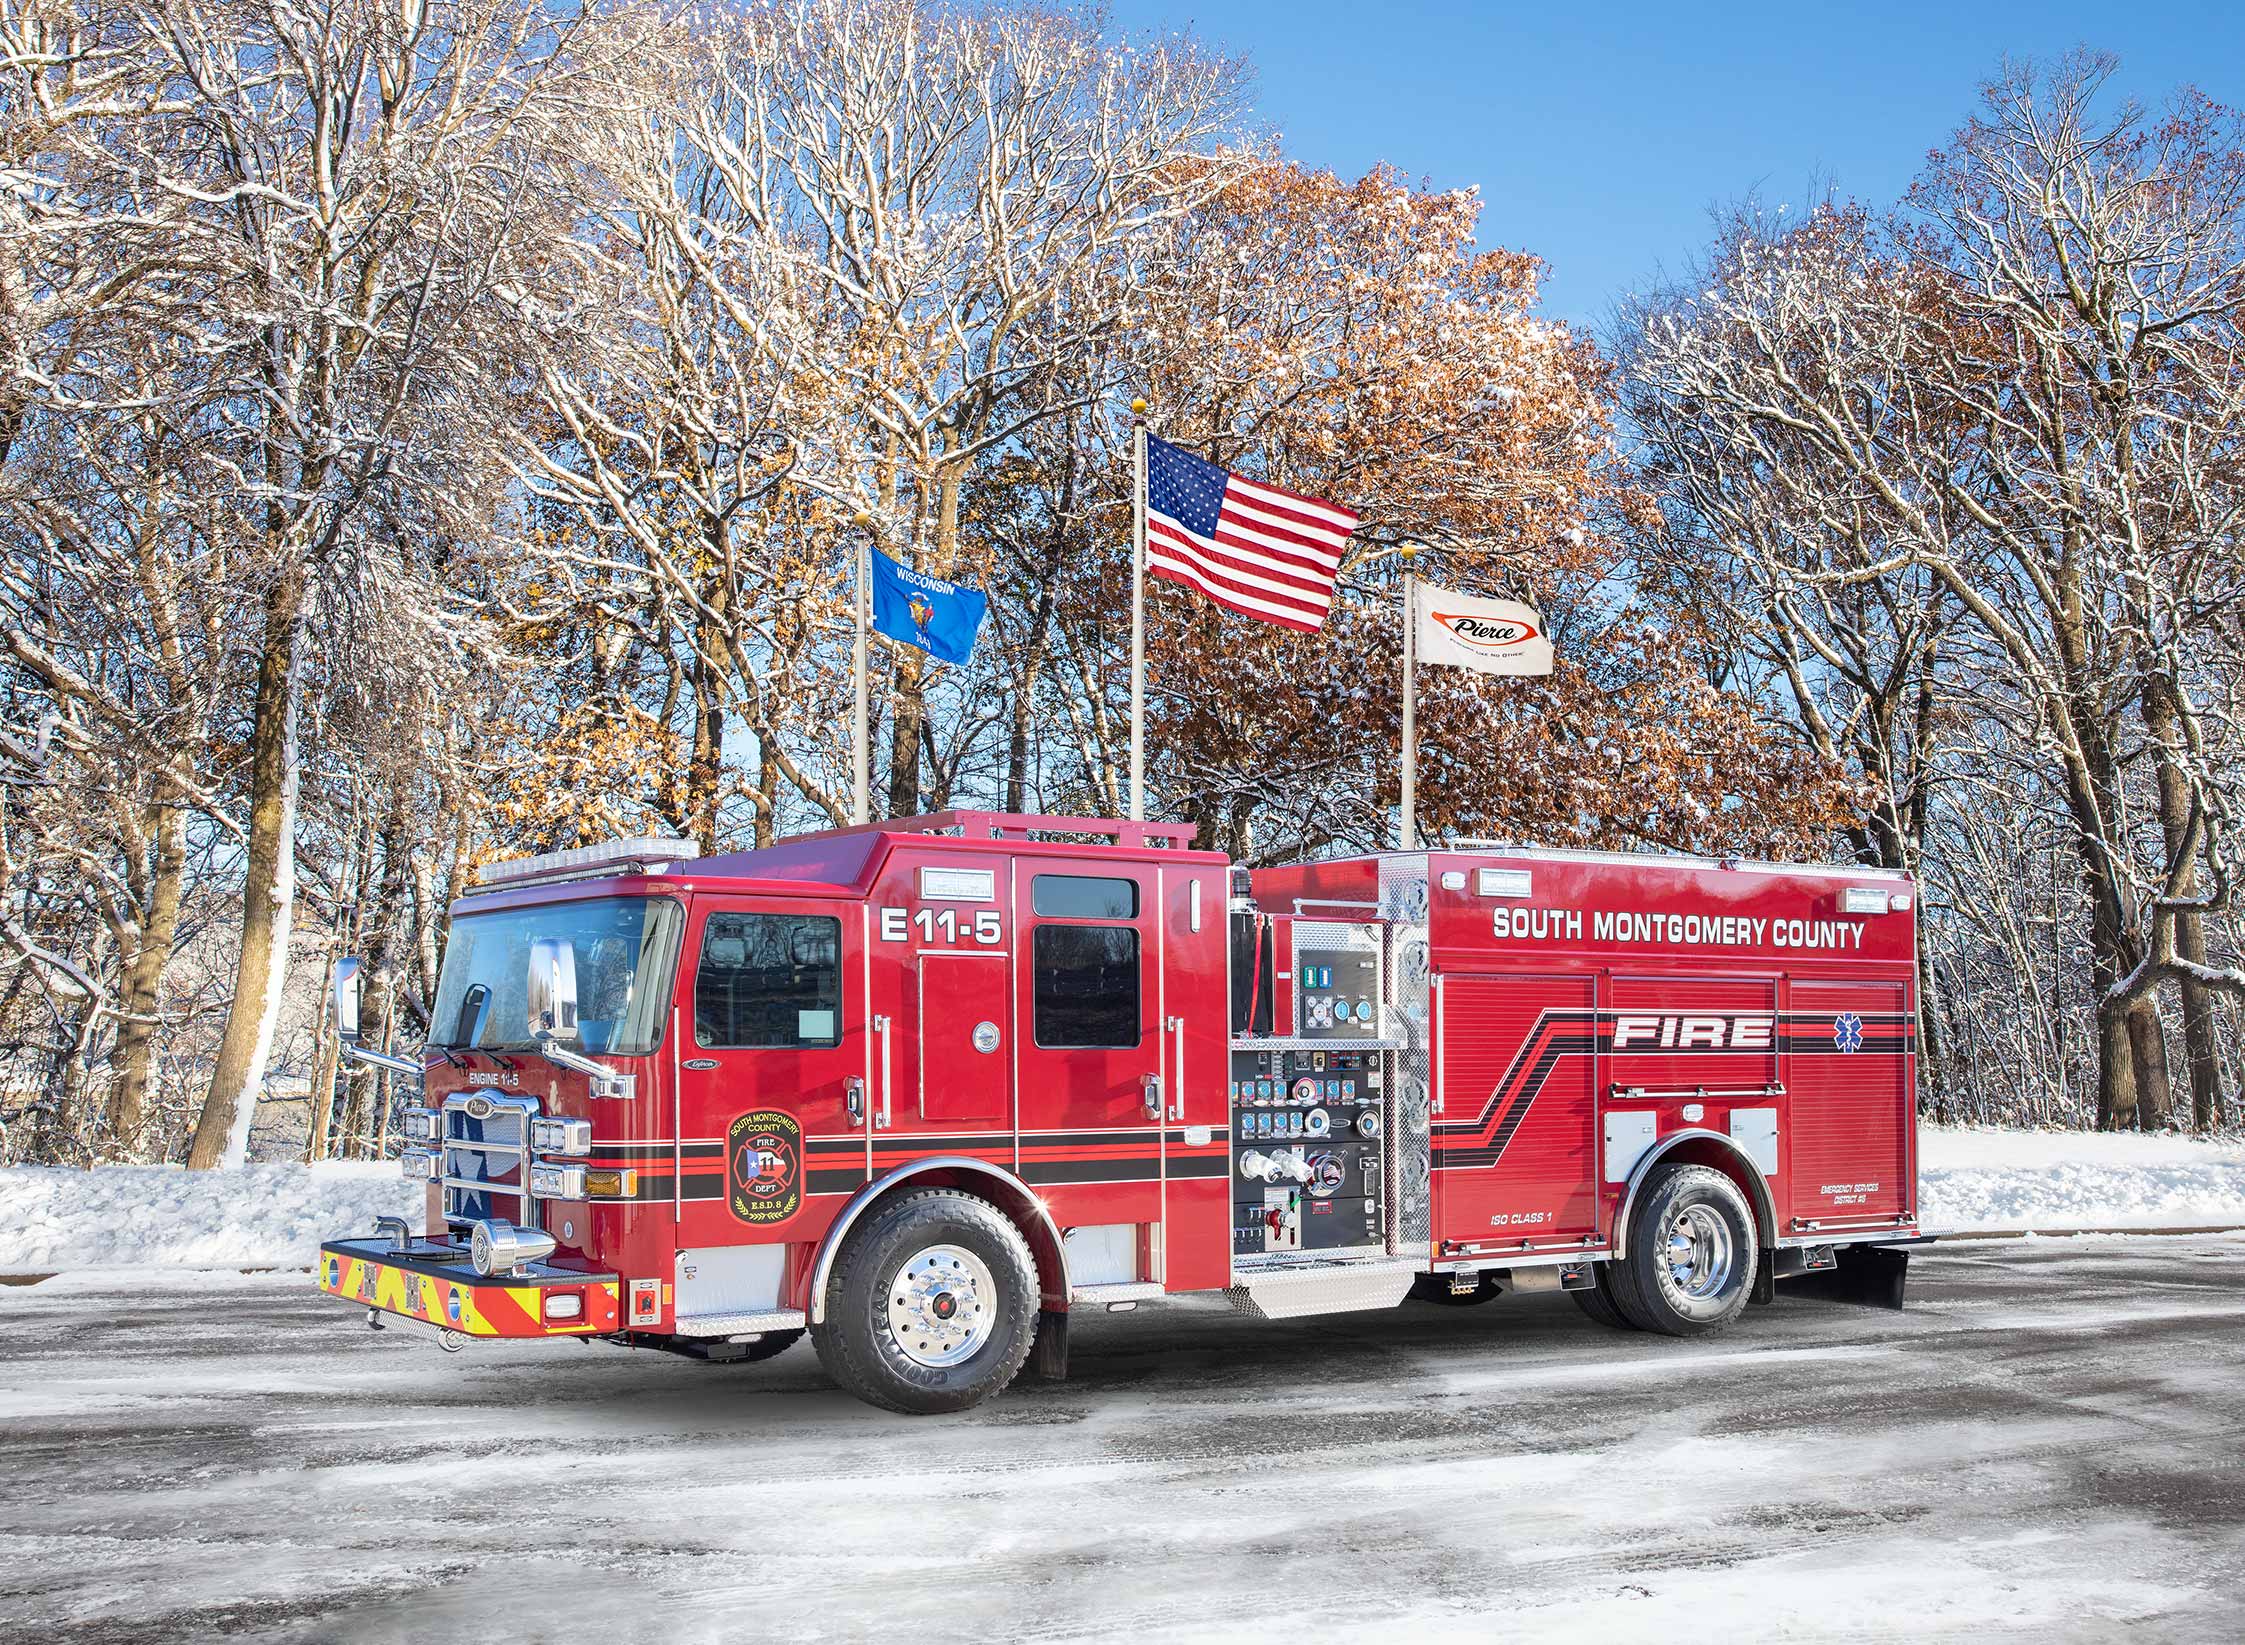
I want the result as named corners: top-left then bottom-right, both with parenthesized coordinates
top-left (850, 510), bottom-right (871, 825)
top-left (1128, 398), bottom-right (1148, 822)
top-left (1400, 542), bottom-right (1419, 851)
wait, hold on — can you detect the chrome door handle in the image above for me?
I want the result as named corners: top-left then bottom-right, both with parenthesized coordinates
top-left (872, 1016), bottom-right (893, 1129)
top-left (1141, 1073), bottom-right (1163, 1121)
top-left (845, 1075), bottom-right (865, 1125)
top-left (1167, 1016), bottom-right (1186, 1121)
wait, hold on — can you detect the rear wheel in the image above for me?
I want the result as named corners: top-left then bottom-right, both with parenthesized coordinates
top-left (811, 1188), bottom-right (1038, 1414)
top-left (1569, 1262), bottom-right (1639, 1331)
top-left (1609, 1164), bottom-right (1758, 1337)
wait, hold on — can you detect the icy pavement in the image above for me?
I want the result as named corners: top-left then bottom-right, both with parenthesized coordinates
top-left (2, 1237), bottom-right (2242, 1642)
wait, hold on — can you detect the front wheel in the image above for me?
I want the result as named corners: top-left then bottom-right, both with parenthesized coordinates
top-left (1608, 1163), bottom-right (1758, 1336)
top-left (811, 1188), bottom-right (1039, 1414)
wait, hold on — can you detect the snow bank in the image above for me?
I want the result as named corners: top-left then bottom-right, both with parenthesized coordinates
top-left (4, 1128), bottom-right (2244, 1274)
top-left (1918, 1126), bottom-right (2245, 1232)
top-left (0, 1163), bottom-right (419, 1273)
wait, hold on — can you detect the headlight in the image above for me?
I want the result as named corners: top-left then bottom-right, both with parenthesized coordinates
top-left (528, 1162), bottom-right (587, 1200)
top-left (469, 1219), bottom-right (556, 1276)
top-left (529, 1116), bottom-right (592, 1155)
top-left (401, 1108), bottom-right (440, 1142)
top-left (400, 1149), bottom-right (439, 1182)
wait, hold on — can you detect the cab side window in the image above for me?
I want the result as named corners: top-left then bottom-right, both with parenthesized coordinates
top-left (696, 912), bottom-right (842, 1049)
top-left (1030, 876), bottom-right (1140, 1048)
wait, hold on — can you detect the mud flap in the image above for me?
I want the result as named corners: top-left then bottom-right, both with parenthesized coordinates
top-left (1786, 1244), bottom-right (1909, 1310)
top-left (1027, 1309), bottom-right (1069, 1380)
top-left (1750, 1251), bottom-right (1776, 1306)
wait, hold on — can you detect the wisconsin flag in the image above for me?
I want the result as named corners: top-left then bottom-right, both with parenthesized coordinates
top-left (1413, 582), bottom-right (1554, 675)
top-left (868, 548), bottom-right (987, 666)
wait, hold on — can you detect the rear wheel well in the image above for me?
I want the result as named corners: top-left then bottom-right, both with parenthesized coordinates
top-left (1614, 1133), bottom-right (1775, 1251)
top-left (803, 1159), bottom-right (1068, 1319)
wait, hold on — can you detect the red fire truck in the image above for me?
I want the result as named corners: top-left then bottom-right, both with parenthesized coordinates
top-left (320, 812), bottom-right (1920, 1413)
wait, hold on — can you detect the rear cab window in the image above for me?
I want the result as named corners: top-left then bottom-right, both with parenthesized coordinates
top-left (1030, 874), bottom-right (1141, 1048)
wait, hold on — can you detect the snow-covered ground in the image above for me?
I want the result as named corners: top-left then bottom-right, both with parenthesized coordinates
top-left (3, 1127), bottom-right (2242, 1274)
top-left (0, 1162), bottom-right (418, 1272)
top-left (1918, 1126), bottom-right (2245, 1232)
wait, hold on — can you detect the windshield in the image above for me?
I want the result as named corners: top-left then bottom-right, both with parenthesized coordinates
top-left (430, 897), bottom-right (683, 1056)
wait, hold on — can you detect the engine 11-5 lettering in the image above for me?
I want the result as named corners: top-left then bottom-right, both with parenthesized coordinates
top-left (877, 906), bottom-right (1003, 945)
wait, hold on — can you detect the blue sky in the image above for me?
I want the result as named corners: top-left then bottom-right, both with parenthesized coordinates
top-left (1123, 1), bottom-right (2244, 332)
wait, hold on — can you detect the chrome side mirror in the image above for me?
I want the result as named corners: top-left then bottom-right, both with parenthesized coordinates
top-left (334, 956), bottom-right (419, 1077)
top-left (526, 938), bottom-right (580, 1045)
top-left (335, 956), bottom-right (363, 1043)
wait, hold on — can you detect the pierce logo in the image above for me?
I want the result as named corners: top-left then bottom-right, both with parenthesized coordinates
top-left (1434, 611), bottom-right (1541, 651)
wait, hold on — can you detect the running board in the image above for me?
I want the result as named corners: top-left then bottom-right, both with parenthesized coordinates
top-left (1069, 1281), bottom-right (1165, 1306)
top-left (671, 1308), bottom-right (807, 1338)
top-left (1225, 1259), bottom-right (1419, 1321)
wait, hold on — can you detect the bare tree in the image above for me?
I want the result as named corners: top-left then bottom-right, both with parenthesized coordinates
top-left (1626, 55), bottom-right (2245, 1127)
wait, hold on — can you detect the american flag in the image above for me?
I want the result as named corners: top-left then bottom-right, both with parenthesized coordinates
top-left (1143, 434), bottom-right (1358, 632)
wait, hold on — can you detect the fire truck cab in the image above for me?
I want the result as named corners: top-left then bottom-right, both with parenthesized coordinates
top-left (320, 812), bottom-right (1920, 1414)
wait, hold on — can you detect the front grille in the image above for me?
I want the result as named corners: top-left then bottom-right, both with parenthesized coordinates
top-left (440, 1092), bottom-right (541, 1225)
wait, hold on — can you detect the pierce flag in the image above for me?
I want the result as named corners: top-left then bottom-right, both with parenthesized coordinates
top-left (1412, 582), bottom-right (1554, 676)
top-left (868, 548), bottom-right (986, 667)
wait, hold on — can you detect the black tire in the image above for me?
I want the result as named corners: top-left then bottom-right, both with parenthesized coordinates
top-left (734, 1327), bottom-right (805, 1363)
top-left (1410, 1272), bottom-right (1499, 1306)
top-left (1608, 1163), bottom-right (1758, 1337)
top-left (811, 1188), bottom-right (1038, 1414)
top-left (1569, 1263), bottom-right (1639, 1331)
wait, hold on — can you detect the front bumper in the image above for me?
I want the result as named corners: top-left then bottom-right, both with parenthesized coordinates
top-left (319, 1238), bottom-right (622, 1337)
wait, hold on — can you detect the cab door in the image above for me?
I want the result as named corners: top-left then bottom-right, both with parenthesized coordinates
top-left (1013, 861), bottom-right (1165, 1259)
top-left (861, 849), bottom-right (1016, 1164)
top-left (672, 897), bottom-right (869, 1243)
top-left (1157, 859), bottom-right (1231, 1290)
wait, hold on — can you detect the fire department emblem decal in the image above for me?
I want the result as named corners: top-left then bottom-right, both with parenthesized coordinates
top-left (727, 1108), bottom-right (802, 1225)
top-left (1834, 1012), bottom-right (1865, 1054)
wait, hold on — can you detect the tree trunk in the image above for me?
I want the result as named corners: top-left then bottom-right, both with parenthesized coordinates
top-left (2143, 672), bottom-right (2226, 1130)
top-left (107, 799), bottom-right (186, 1155)
top-left (886, 645), bottom-right (925, 816)
top-left (304, 947), bottom-right (340, 1163)
top-left (1913, 923), bottom-right (1948, 1121)
top-left (686, 532), bottom-right (731, 852)
top-left (2125, 999), bottom-right (2174, 1130)
top-left (187, 569), bottom-right (309, 1170)
top-left (2177, 914), bottom-right (2225, 1130)
top-left (754, 739), bottom-right (780, 848)
top-left (2094, 992), bottom-right (2137, 1131)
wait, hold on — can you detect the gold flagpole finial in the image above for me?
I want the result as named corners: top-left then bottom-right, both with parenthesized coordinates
top-left (1130, 398), bottom-right (1148, 418)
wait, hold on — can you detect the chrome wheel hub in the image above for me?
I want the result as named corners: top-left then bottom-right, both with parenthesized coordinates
top-left (886, 1244), bottom-right (997, 1368)
top-left (1661, 1204), bottom-right (1736, 1306)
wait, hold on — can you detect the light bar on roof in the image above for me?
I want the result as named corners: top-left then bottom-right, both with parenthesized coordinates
top-left (475, 836), bottom-right (699, 889)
